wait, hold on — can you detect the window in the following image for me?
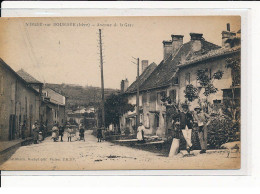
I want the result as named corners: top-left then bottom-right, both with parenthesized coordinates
top-left (173, 77), bottom-right (179, 85)
top-left (11, 83), bottom-right (15, 101)
top-left (145, 114), bottom-right (150, 128)
top-left (169, 90), bottom-right (177, 103)
top-left (147, 92), bottom-right (150, 105)
top-left (213, 99), bottom-right (221, 105)
top-left (157, 91), bottom-right (166, 104)
top-left (185, 73), bottom-right (190, 85)
top-left (140, 114), bottom-right (143, 124)
top-left (25, 97), bottom-right (28, 116)
top-left (209, 68), bottom-right (212, 80)
top-left (155, 114), bottom-right (159, 128)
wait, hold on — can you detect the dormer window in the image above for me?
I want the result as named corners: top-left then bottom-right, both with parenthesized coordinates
top-left (173, 77), bottom-right (179, 85)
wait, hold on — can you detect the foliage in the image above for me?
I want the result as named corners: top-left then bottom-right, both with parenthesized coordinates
top-left (184, 84), bottom-right (199, 102)
top-left (206, 99), bottom-right (240, 149)
top-left (225, 37), bottom-right (241, 48)
top-left (207, 115), bottom-right (239, 149)
top-left (197, 69), bottom-right (210, 87)
top-left (197, 68), bottom-right (224, 97)
top-left (45, 83), bottom-right (118, 110)
top-left (226, 57), bottom-right (241, 86)
top-left (104, 93), bottom-right (135, 128)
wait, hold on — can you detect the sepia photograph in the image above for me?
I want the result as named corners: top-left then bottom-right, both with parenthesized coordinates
top-left (0, 16), bottom-right (241, 170)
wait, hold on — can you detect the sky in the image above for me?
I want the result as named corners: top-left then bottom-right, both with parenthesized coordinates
top-left (0, 16), bottom-right (241, 89)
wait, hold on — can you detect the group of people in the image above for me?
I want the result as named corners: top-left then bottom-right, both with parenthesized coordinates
top-left (51, 123), bottom-right (85, 142)
top-left (170, 103), bottom-right (210, 155)
top-left (31, 121), bottom-right (86, 143)
top-left (32, 121), bottom-right (47, 144)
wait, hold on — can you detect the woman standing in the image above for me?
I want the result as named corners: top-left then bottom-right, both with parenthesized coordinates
top-left (51, 124), bottom-right (59, 142)
top-left (32, 121), bottom-right (39, 144)
top-left (66, 125), bottom-right (73, 142)
top-left (137, 122), bottom-right (145, 143)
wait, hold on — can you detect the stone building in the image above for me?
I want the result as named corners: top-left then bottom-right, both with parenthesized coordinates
top-left (120, 24), bottom-right (240, 138)
top-left (119, 61), bottom-right (157, 134)
top-left (17, 69), bottom-right (67, 132)
top-left (130, 33), bottom-right (221, 137)
top-left (42, 87), bottom-right (66, 131)
top-left (0, 59), bottom-right (41, 141)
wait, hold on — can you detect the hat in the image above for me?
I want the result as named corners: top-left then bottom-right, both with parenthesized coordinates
top-left (194, 106), bottom-right (201, 110)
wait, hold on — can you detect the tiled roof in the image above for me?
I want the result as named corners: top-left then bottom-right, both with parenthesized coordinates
top-left (178, 46), bottom-right (240, 68)
top-left (16, 69), bottom-right (42, 84)
top-left (0, 58), bottom-right (39, 94)
top-left (139, 39), bottom-right (221, 91)
top-left (125, 62), bottom-right (157, 94)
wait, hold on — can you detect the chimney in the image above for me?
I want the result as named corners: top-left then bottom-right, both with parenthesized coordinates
top-left (121, 79), bottom-right (129, 93)
top-left (190, 33), bottom-right (203, 52)
top-left (162, 40), bottom-right (172, 61)
top-left (171, 35), bottom-right (184, 56)
top-left (222, 23), bottom-right (236, 47)
top-left (141, 60), bottom-right (149, 73)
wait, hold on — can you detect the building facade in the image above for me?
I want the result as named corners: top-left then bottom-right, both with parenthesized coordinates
top-left (0, 59), bottom-right (41, 141)
top-left (120, 25), bottom-right (241, 138)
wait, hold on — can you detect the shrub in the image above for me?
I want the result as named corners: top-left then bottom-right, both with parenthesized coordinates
top-left (207, 116), bottom-right (240, 149)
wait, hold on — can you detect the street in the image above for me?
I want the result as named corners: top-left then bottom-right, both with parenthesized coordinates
top-left (0, 130), bottom-right (240, 170)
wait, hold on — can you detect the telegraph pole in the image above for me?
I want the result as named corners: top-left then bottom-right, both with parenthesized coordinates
top-left (136, 58), bottom-right (140, 128)
top-left (132, 57), bottom-right (140, 131)
top-left (99, 29), bottom-right (105, 128)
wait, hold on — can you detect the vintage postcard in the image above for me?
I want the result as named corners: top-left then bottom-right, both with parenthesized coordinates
top-left (0, 16), bottom-right (241, 170)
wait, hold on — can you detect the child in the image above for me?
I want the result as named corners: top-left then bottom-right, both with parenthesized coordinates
top-left (67, 125), bottom-right (73, 142)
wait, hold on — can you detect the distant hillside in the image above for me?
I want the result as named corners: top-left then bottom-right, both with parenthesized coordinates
top-left (45, 83), bottom-right (119, 110)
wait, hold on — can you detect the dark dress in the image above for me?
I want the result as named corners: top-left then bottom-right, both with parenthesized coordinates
top-left (97, 129), bottom-right (103, 138)
top-left (79, 128), bottom-right (85, 138)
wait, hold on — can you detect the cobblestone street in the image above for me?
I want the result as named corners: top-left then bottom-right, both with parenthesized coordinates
top-left (0, 130), bottom-right (240, 170)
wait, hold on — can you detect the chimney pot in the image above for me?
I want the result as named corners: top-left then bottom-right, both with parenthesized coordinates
top-left (190, 33), bottom-right (203, 52)
top-left (171, 34), bottom-right (184, 56)
top-left (190, 33), bottom-right (203, 40)
top-left (141, 60), bottom-right (149, 73)
top-left (162, 40), bottom-right (172, 61)
top-left (121, 79), bottom-right (129, 93)
top-left (221, 24), bottom-right (236, 47)
top-left (227, 23), bottom-right (230, 32)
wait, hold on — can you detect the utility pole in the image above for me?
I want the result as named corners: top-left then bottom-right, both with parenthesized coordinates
top-left (99, 29), bottom-right (105, 128)
top-left (132, 57), bottom-right (140, 131)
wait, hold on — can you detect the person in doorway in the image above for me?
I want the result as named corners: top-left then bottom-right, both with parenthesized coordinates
top-left (21, 120), bottom-right (26, 140)
top-left (137, 122), bottom-right (145, 143)
top-left (97, 128), bottom-right (103, 142)
top-left (39, 122), bottom-right (46, 141)
top-left (174, 104), bottom-right (194, 154)
top-left (193, 106), bottom-right (210, 154)
top-left (32, 121), bottom-right (39, 144)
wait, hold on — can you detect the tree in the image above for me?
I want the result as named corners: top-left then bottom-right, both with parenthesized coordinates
top-left (184, 84), bottom-right (199, 102)
top-left (197, 68), bottom-right (224, 97)
top-left (104, 93), bottom-right (135, 128)
top-left (196, 68), bottom-right (224, 112)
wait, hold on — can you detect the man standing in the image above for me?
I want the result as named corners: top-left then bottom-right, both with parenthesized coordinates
top-left (174, 104), bottom-right (194, 154)
top-left (59, 124), bottom-right (65, 142)
top-left (193, 106), bottom-right (210, 154)
top-left (97, 128), bottom-right (103, 142)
